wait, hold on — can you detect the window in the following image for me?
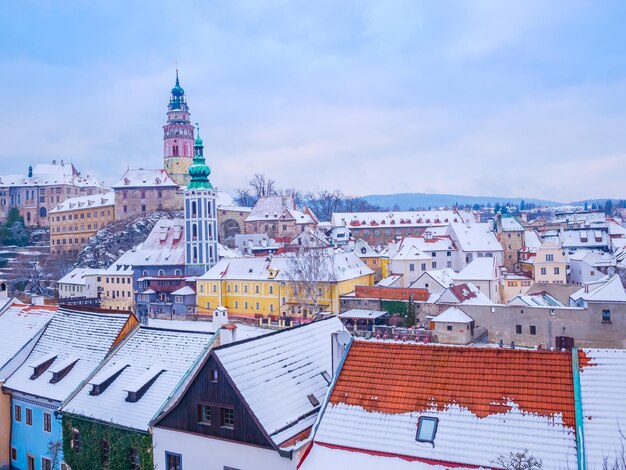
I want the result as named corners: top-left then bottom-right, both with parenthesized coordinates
top-left (540, 267), bottom-right (547, 275)
top-left (446, 261), bottom-right (452, 268)
top-left (43, 412), bottom-right (51, 432)
top-left (26, 407), bottom-right (32, 425)
top-left (432, 262), bottom-right (437, 269)
top-left (554, 267), bottom-right (560, 275)
top-left (255, 302), bottom-right (260, 310)
top-left (221, 408), bottom-right (235, 429)
top-left (28, 455), bottom-right (35, 470)
top-left (415, 416), bottom-right (438, 443)
top-left (166, 452), bottom-right (182, 470)
top-left (515, 324), bottom-right (522, 334)
top-left (546, 254), bottom-right (554, 261)
top-left (255, 285), bottom-right (260, 294)
top-left (71, 428), bottom-right (81, 452)
top-left (269, 285), bottom-right (274, 294)
top-left (11, 447), bottom-right (16, 461)
top-left (447, 251), bottom-right (451, 257)
top-left (101, 439), bottom-right (110, 466)
top-left (14, 404), bottom-right (21, 422)
top-left (530, 325), bottom-right (537, 335)
top-left (61, 464), bottom-right (70, 470)
top-left (446, 325), bottom-right (452, 331)
top-left (198, 404), bottom-right (212, 425)
top-left (602, 310), bottom-right (611, 324)
top-left (421, 263), bottom-right (426, 271)
top-left (130, 448), bottom-right (141, 469)
top-left (409, 264), bottom-right (415, 272)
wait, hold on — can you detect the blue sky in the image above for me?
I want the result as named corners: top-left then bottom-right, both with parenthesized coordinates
top-left (1, 1), bottom-right (625, 202)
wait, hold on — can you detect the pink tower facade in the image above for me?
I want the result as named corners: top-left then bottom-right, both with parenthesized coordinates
top-left (163, 71), bottom-right (195, 186)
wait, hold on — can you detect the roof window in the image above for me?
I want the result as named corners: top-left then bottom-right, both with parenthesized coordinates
top-left (124, 366), bottom-right (165, 403)
top-left (320, 371), bottom-right (331, 385)
top-left (48, 356), bottom-right (80, 384)
top-left (29, 353), bottom-right (58, 380)
top-left (416, 416), bottom-right (438, 444)
top-left (89, 362), bottom-right (129, 395)
top-left (307, 394), bottom-right (320, 407)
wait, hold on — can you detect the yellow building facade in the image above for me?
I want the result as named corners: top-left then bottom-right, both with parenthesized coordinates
top-left (196, 253), bottom-right (374, 319)
top-left (520, 241), bottom-right (568, 285)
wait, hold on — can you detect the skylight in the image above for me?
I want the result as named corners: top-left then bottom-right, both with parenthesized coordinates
top-left (416, 416), bottom-right (438, 443)
top-left (307, 394), bottom-right (320, 407)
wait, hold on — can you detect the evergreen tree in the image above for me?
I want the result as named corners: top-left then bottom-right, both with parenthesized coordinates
top-left (1, 208), bottom-right (29, 247)
top-left (584, 201), bottom-right (589, 211)
top-left (494, 203), bottom-right (501, 214)
top-left (406, 294), bottom-right (416, 327)
top-left (520, 200), bottom-right (526, 211)
top-left (605, 199), bottom-right (614, 215)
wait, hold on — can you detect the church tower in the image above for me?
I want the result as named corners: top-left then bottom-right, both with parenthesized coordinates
top-left (184, 125), bottom-right (219, 275)
top-left (164, 70), bottom-right (195, 186)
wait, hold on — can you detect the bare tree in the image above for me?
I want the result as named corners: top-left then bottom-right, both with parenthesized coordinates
top-left (494, 450), bottom-right (542, 470)
top-left (285, 246), bottom-right (336, 317)
top-left (234, 188), bottom-right (257, 207)
top-left (249, 173), bottom-right (277, 199)
top-left (48, 440), bottom-right (62, 470)
top-left (12, 259), bottom-right (52, 296)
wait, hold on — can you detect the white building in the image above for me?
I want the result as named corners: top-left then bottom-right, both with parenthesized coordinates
top-left (57, 268), bottom-right (106, 299)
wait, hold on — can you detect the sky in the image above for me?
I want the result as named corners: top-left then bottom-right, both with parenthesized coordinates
top-left (1, 1), bottom-right (626, 203)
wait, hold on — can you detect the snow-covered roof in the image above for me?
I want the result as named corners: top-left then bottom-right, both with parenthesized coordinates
top-left (377, 274), bottom-right (403, 287)
top-left (332, 210), bottom-right (471, 229)
top-left (411, 269), bottom-right (456, 289)
top-left (311, 342), bottom-right (580, 468)
top-left (396, 235), bottom-right (455, 253)
top-left (507, 292), bottom-right (565, 308)
top-left (105, 247), bottom-right (137, 274)
top-left (146, 318), bottom-right (270, 341)
top-left (214, 317), bottom-right (345, 447)
top-left (198, 251), bottom-right (373, 283)
top-left (245, 195), bottom-right (297, 222)
top-left (579, 348), bottom-right (626, 466)
top-left (111, 169), bottom-right (178, 189)
top-left (215, 191), bottom-right (235, 207)
top-left (0, 304), bottom-right (56, 379)
top-left (352, 239), bottom-right (378, 258)
top-left (570, 275), bottom-right (626, 304)
top-left (449, 222), bottom-right (503, 253)
top-left (524, 230), bottom-right (542, 251)
top-left (391, 243), bottom-right (430, 261)
top-left (338, 309), bottom-right (388, 320)
top-left (0, 162), bottom-right (103, 189)
top-left (58, 268), bottom-right (107, 286)
top-left (562, 228), bottom-right (609, 249)
top-left (120, 219), bottom-right (185, 267)
top-left (3, 309), bottom-right (133, 402)
top-left (50, 192), bottom-right (114, 214)
top-left (432, 306), bottom-right (473, 323)
top-left (436, 283), bottom-right (494, 305)
top-left (454, 257), bottom-right (497, 281)
top-left (499, 216), bottom-right (524, 232)
top-left (61, 326), bottom-right (214, 431)
top-left (171, 286), bottom-right (195, 296)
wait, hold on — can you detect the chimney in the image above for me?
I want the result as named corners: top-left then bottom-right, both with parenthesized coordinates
top-left (220, 323), bottom-right (238, 345)
top-left (0, 281), bottom-right (7, 300)
top-left (331, 330), bottom-right (351, 376)
top-left (31, 295), bottom-right (45, 306)
top-left (212, 306), bottom-right (229, 330)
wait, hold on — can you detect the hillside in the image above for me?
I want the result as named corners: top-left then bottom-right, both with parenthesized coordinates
top-left (75, 210), bottom-right (183, 269)
top-left (364, 193), bottom-right (561, 210)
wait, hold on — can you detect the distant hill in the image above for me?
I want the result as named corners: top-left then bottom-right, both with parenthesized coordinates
top-left (363, 193), bottom-right (562, 211)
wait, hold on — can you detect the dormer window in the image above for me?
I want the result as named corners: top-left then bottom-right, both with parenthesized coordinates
top-left (416, 416), bottom-right (438, 443)
top-left (49, 356), bottom-right (80, 384)
top-left (124, 366), bottom-right (165, 402)
top-left (29, 353), bottom-right (58, 380)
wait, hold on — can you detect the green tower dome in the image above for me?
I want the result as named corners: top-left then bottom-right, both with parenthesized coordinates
top-left (171, 69), bottom-right (185, 97)
top-left (187, 124), bottom-right (213, 190)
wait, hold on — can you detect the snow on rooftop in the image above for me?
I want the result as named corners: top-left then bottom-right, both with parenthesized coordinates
top-left (246, 195), bottom-right (297, 222)
top-left (58, 268), bottom-right (107, 286)
top-left (111, 168), bottom-right (178, 189)
top-left (0, 304), bottom-right (56, 379)
top-left (449, 222), bottom-right (503, 253)
top-left (332, 210), bottom-right (470, 229)
top-left (570, 275), bottom-right (626, 304)
top-left (0, 162), bottom-right (103, 188)
top-left (49, 191), bottom-right (114, 214)
top-left (214, 317), bottom-right (345, 446)
top-left (432, 306), bottom-right (473, 323)
top-left (120, 219), bottom-right (185, 267)
top-left (4, 309), bottom-right (132, 402)
top-left (454, 257), bottom-right (497, 281)
top-left (338, 309), bottom-right (388, 320)
top-left (146, 318), bottom-right (270, 341)
top-left (171, 286), bottom-right (195, 296)
top-left (524, 230), bottom-right (542, 251)
top-left (499, 216), bottom-right (524, 232)
top-left (508, 293), bottom-right (565, 308)
top-left (61, 326), bottom-right (214, 431)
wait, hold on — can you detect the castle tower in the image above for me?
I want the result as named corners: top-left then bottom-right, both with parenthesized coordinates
top-left (184, 125), bottom-right (219, 276)
top-left (163, 70), bottom-right (195, 186)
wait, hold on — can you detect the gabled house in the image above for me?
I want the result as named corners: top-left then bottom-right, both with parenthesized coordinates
top-left (60, 326), bottom-right (215, 470)
top-left (520, 240), bottom-right (567, 285)
top-left (2, 308), bottom-right (136, 470)
top-left (152, 317), bottom-right (345, 470)
top-left (301, 342), bottom-right (590, 469)
top-left (0, 303), bottom-right (56, 470)
top-left (436, 283), bottom-right (494, 306)
top-left (448, 222), bottom-right (503, 270)
top-left (454, 257), bottom-right (500, 303)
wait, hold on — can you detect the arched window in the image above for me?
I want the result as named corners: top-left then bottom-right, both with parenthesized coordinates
top-left (158, 269), bottom-right (165, 276)
top-left (191, 201), bottom-right (197, 217)
top-left (39, 207), bottom-right (47, 218)
top-left (192, 223), bottom-right (198, 238)
top-left (142, 270), bottom-right (149, 276)
top-left (174, 269), bottom-right (182, 276)
top-left (207, 201), bottom-right (212, 217)
top-left (193, 246), bottom-right (198, 262)
top-left (208, 224), bottom-right (212, 237)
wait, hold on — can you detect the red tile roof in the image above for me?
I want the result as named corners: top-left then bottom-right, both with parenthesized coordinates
top-left (331, 341), bottom-right (589, 428)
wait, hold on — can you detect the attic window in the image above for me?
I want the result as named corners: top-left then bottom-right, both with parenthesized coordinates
top-left (307, 394), bottom-right (320, 407)
top-left (89, 363), bottom-right (129, 395)
top-left (29, 353), bottom-right (58, 380)
top-left (124, 366), bottom-right (165, 403)
top-left (49, 356), bottom-right (80, 384)
top-left (416, 416), bottom-right (438, 443)
top-left (320, 371), bottom-right (331, 385)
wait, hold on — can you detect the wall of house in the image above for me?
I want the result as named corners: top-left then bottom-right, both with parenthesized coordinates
top-left (498, 230), bottom-right (524, 272)
top-left (217, 208), bottom-right (249, 247)
top-left (10, 397), bottom-right (63, 470)
top-left (499, 278), bottom-right (532, 303)
top-left (152, 427), bottom-right (297, 470)
top-left (49, 204), bottom-right (115, 255)
top-left (456, 302), bottom-right (626, 348)
top-left (0, 388), bottom-right (9, 470)
top-left (569, 260), bottom-right (603, 285)
top-left (114, 187), bottom-right (181, 221)
top-left (433, 322), bottom-right (473, 344)
top-left (100, 272), bottom-right (134, 312)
